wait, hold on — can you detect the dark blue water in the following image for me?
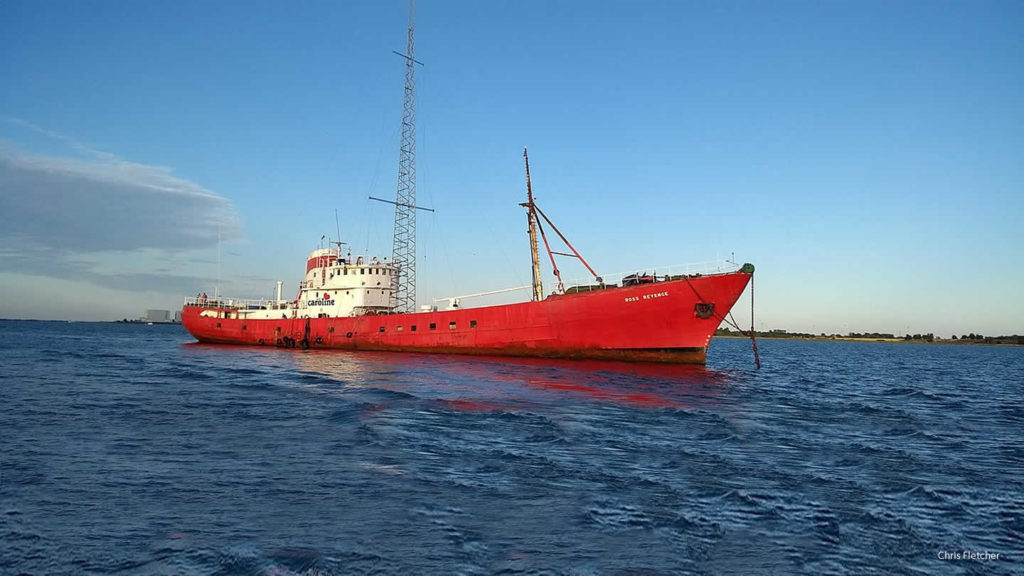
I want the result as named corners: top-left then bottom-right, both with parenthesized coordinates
top-left (1, 321), bottom-right (1021, 575)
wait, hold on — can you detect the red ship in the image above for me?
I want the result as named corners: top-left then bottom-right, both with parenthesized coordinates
top-left (182, 150), bottom-right (754, 364)
top-left (181, 10), bottom-right (755, 364)
top-left (181, 268), bottom-right (751, 364)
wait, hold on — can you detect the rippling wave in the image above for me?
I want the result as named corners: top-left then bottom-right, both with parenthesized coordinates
top-left (1, 321), bottom-right (1021, 574)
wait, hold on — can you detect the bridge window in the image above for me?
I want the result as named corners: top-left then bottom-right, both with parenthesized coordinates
top-left (360, 268), bottom-right (365, 275)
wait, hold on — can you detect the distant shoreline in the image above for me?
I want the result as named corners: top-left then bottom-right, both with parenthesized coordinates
top-left (716, 334), bottom-right (1023, 346)
top-left (0, 319), bottom-right (181, 325)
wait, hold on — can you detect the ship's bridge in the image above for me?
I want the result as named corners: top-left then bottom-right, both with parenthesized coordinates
top-left (300, 248), bottom-right (397, 317)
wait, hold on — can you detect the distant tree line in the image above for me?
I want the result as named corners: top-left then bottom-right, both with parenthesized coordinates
top-left (950, 334), bottom-right (1024, 345)
top-left (716, 327), bottom-right (899, 340)
top-left (716, 327), bottom-right (1023, 345)
top-left (848, 332), bottom-right (897, 339)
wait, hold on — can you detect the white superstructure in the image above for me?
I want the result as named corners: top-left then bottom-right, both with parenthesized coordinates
top-left (185, 248), bottom-right (397, 320)
top-left (299, 248), bottom-right (397, 317)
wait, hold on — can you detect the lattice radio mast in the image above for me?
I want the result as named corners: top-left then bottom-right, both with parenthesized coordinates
top-left (391, 0), bottom-right (421, 313)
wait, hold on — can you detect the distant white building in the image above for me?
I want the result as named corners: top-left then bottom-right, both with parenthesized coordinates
top-left (143, 309), bottom-right (170, 323)
top-left (174, 311), bottom-right (183, 323)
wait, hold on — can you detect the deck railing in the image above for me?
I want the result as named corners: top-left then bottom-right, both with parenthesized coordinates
top-left (429, 260), bottom-right (741, 309)
top-left (183, 296), bottom-right (291, 310)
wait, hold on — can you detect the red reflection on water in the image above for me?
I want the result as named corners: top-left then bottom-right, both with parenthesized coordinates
top-left (459, 355), bottom-right (723, 409)
top-left (183, 344), bottom-right (727, 411)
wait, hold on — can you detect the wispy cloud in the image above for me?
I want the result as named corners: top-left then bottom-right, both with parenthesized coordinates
top-left (0, 143), bottom-right (239, 252)
top-left (0, 121), bottom-right (241, 304)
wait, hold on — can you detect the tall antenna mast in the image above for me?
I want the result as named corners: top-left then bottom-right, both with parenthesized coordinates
top-left (521, 148), bottom-right (543, 301)
top-left (518, 149), bottom-right (602, 297)
top-left (216, 223), bottom-right (221, 299)
top-left (391, 0), bottom-right (421, 313)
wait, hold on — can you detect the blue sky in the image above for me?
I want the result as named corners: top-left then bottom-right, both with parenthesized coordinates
top-left (1, 1), bottom-right (1021, 336)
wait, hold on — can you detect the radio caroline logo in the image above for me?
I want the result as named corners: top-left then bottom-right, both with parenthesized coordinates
top-left (307, 292), bottom-right (334, 306)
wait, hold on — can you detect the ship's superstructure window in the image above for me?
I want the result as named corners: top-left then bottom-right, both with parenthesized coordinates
top-left (361, 268), bottom-right (365, 275)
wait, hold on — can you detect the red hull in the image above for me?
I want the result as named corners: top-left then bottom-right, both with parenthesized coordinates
top-left (181, 271), bottom-right (751, 364)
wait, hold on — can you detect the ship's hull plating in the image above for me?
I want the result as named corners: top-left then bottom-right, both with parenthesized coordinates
top-left (182, 271), bottom-right (751, 364)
